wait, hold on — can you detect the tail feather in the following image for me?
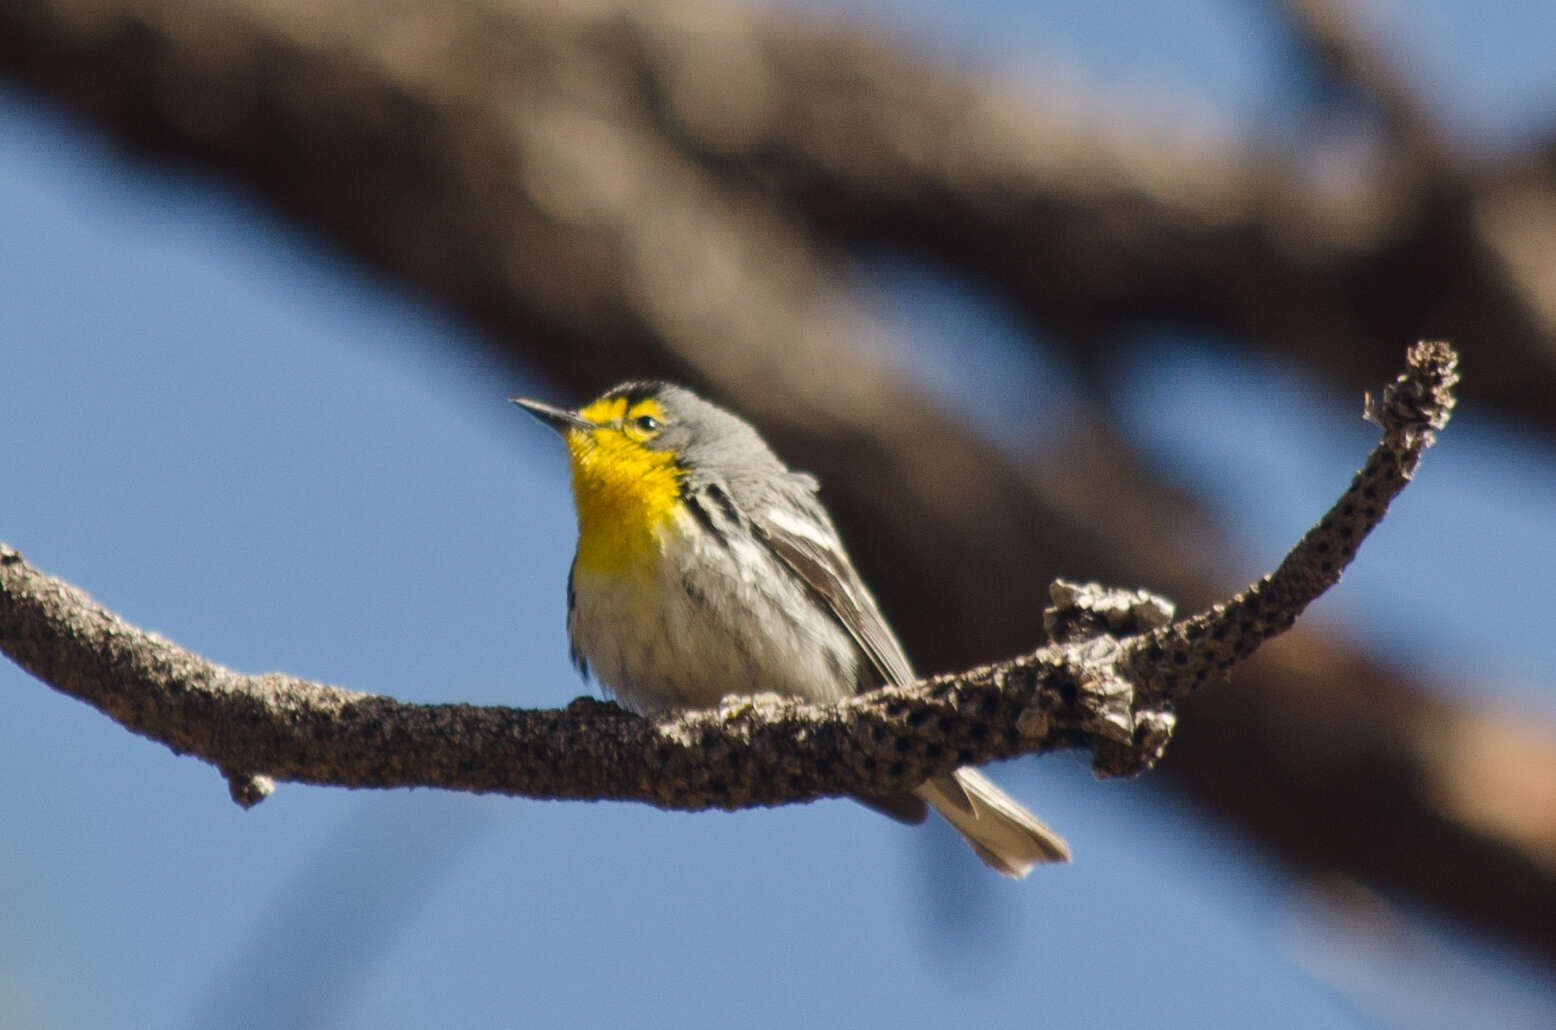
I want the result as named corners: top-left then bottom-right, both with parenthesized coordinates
top-left (915, 768), bottom-right (1070, 878)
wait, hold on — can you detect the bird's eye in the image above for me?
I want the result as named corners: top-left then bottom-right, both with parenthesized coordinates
top-left (633, 414), bottom-right (661, 433)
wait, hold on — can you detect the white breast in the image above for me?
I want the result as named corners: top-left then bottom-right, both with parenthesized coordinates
top-left (568, 509), bottom-right (860, 714)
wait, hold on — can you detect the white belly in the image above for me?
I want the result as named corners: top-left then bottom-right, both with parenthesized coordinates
top-left (568, 510), bottom-right (860, 714)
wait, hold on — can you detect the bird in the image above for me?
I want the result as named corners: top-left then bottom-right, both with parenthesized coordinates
top-left (513, 379), bottom-right (1069, 876)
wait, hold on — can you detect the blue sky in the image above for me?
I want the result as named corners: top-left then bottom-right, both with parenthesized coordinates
top-left (3, 2), bottom-right (1555, 1027)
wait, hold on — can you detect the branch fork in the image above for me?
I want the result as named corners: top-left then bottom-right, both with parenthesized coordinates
top-left (0, 344), bottom-right (1459, 810)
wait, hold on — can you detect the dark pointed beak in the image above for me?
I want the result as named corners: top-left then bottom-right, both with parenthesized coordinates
top-left (510, 397), bottom-right (592, 435)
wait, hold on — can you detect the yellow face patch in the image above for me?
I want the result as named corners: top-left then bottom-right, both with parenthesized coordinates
top-left (565, 395), bottom-right (684, 575)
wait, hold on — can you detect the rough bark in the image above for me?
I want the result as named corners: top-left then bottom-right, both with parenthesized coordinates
top-left (2, 0), bottom-right (1553, 962)
top-left (0, 344), bottom-right (1455, 809)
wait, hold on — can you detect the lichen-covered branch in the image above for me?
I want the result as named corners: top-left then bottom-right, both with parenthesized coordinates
top-left (1, 0), bottom-right (1544, 955)
top-left (0, 345), bottom-right (1455, 809)
top-left (1129, 341), bottom-right (1460, 698)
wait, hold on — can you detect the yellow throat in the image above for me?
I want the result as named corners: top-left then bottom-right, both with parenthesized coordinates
top-left (565, 395), bottom-right (685, 576)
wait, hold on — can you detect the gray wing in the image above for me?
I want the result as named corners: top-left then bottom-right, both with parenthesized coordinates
top-left (735, 474), bottom-right (916, 693)
top-left (729, 473), bottom-right (932, 823)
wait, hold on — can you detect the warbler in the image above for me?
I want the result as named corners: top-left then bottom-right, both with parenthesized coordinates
top-left (513, 380), bottom-right (1069, 876)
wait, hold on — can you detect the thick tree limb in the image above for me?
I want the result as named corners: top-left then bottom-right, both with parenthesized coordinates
top-left (2, 0), bottom-right (1551, 959)
top-left (1270, 0), bottom-right (1447, 164)
top-left (2, 0), bottom-right (1552, 426)
top-left (1, 345), bottom-right (1454, 808)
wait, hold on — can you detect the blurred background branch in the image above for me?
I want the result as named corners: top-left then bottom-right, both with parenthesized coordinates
top-left (3, 0), bottom-right (1553, 975)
